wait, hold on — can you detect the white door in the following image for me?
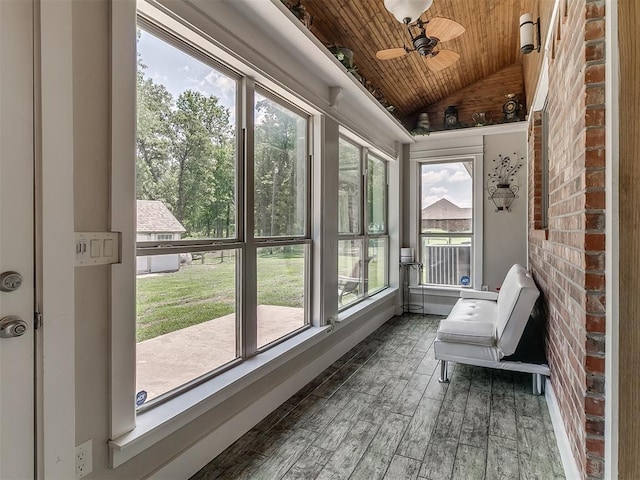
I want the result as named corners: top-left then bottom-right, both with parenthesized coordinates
top-left (0, 0), bottom-right (35, 478)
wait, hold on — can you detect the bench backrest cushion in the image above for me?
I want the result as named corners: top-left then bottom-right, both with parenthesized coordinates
top-left (495, 264), bottom-right (540, 356)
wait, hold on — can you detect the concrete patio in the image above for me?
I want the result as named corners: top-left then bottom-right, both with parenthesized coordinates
top-left (136, 305), bottom-right (305, 401)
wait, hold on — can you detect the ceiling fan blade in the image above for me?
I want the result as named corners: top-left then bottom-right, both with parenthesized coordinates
top-left (425, 49), bottom-right (460, 71)
top-left (376, 47), bottom-right (408, 60)
top-left (425, 17), bottom-right (465, 43)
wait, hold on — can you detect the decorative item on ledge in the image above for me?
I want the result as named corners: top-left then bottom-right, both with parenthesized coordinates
top-left (472, 112), bottom-right (490, 127)
top-left (444, 105), bottom-right (459, 129)
top-left (487, 153), bottom-right (523, 212)
top-left (502, 93), bottom-right (522, 122)
top-left (281, 0), bottom-right (313, 29)
top-left (411, 112), bottom-right (431, 136)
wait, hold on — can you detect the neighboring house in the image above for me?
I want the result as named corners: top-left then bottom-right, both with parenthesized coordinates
top-left (136, 200), bottom-right (186, 274)
top-left (421, 198), bottom-right (472, 232)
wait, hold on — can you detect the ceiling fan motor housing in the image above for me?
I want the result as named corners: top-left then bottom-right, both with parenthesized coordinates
top-left (413, 35), bottom-right (437, 55)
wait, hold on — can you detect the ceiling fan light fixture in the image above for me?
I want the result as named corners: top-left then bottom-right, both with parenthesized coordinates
top-left (383, 0), bottom-right (434, 24)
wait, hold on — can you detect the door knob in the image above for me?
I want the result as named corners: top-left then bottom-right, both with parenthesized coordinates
top-left (0, 316), bottom-right (28, 338)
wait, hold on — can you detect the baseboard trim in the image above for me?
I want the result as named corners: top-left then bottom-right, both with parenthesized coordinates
top-left (545, 379), bottom-right (581, 479)
top-left (147, 304), bottom-right (396, 480)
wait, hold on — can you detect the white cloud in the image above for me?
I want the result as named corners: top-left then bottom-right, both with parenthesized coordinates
top-left (422, 169), bottom-right (450, 183)
top-left (178, 65), bottom-right (190, 73)
top-left (449, 170), bottom-right (471, 183)
top-left (151, 72), bottom-right (169, 84)
top-left (429, 186), bottom-right (448, 194)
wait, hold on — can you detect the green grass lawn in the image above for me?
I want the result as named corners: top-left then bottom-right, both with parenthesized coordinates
top-left (137, 250), bottom-right (305, 342)
top-left (137, 248), bottom-right (390, 341)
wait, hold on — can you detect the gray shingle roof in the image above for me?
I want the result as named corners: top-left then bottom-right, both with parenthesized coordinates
top-left (137, 200), bottom-right (186, 233)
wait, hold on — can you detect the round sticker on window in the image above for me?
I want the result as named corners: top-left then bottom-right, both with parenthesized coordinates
top-left (460, 276), bottom-right (470, 286)
top-left (135, 390), bottom-right (148, 407)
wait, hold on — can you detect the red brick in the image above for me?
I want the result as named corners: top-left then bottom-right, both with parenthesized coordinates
top-left (585, 190), bottom-right (605, 209)
top-left (586, 355), bottom-right (605, 374)
top-left (585, 148), bottom-right (605, 167)
top-left (585, 169), bottom-right (605, 188)
top-left (586, 314), bottom-right (606, 333)
top-left (585, 85), bottom-right (605, 105)
top-left (586, 2), bottom-right (605, 20)
top-left (586, 436), bottom-right (605, 458)
top-left (585, 233), bottom-right (605, 250)
top-left (585, 396), bottom-right (605, 416)
top-left (585, 20), bottom-right (605, 41)
top-left (586, 417), bottom-right (605, 435)
top-left (585, 107), bottom-right (605, 127)
top-left (586, 128), bottom-right (605, 148)
top-left (585, 64), bottom-right (605, 84)
top-left (585, 42), bottom-right (605, 62)
top-left (585, 272), bottom-right (605, 290)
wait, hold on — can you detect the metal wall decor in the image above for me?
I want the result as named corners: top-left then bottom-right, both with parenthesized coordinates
top-left (487, 153), bottom-right (523, 212)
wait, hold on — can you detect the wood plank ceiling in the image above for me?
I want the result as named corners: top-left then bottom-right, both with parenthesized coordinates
top-left (296, 0), bottom-right (536, 125)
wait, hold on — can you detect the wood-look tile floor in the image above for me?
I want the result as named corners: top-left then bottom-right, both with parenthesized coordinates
top-left (191, 314), bottom-right (565, 480)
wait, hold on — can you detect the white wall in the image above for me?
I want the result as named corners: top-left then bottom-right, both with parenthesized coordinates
top-left (483, 131), bottom-right (528, 290)
top-left (407, 125), bottom-right (528, 312)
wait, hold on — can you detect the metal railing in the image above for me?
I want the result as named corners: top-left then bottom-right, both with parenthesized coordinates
top-left (422, 243), bottom-right (471, 286)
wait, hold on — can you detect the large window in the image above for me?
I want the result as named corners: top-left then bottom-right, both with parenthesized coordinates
top-left (419, 160), bottom-right (473, 286)
top-left (338, 137), bottom-right (388, 308)
top-left (135, 26), bottom-right (310, 408)
top-left (253, 90), bottom-right (310, 349)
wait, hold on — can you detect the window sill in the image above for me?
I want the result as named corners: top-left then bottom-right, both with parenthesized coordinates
top-left (408, 284), bottom-right (469, 297)
top-left (109, 324), bottom-right (331, 468)
top-left (337, 287), bottom-right (399, 324)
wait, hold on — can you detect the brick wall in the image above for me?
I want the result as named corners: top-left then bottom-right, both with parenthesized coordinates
top-left (527, 1), bottom-right (606, 478)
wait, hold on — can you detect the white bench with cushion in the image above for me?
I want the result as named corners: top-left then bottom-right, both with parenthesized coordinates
top-left (433, 263), bottom-right (550, 394)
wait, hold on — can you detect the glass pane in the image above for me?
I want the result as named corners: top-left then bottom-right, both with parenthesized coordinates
top-left (338, 239), bottom-right (365, 308)
top-left (368, 237), bottom-right (388, 294)
top-left (254, 93), bottom-right (307, 238)
top-left (257, 245), bottom-right (307, 348)
top-left (136, 250), bottom-right (238, 404)
top-left (339, 139), bottom-right (361, 234)
top-left (421, 236), bottom-right (472, 286)
top-left (421, 161), bottom-right (473, 234)
top-left (367, 156), bottom-right (386, 234)
top-left (136, 29), bottom-right (237, 240)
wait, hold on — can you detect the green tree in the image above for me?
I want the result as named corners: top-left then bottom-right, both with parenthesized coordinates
top-left (136, 60), bottom-right (173, 203)
top-left (254, 98), bottom-right (304, 238)
top-left (136, 56), bottom-right (236, 238)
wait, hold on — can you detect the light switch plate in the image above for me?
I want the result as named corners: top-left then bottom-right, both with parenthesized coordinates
top-left (75, 232), bottom-right (120, 266)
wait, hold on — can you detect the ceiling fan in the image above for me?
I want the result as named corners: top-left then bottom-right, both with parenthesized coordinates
top-left (376, 17), bottom-right (465, 72)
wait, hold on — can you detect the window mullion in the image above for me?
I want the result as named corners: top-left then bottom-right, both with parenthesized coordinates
top-left (361, 148), bottom-right (368, 295)
top-left (241, 77), bottom-right (257, 359)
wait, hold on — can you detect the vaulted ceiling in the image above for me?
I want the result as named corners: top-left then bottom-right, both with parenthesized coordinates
top-left (295, 0), bottom-right (536, 127)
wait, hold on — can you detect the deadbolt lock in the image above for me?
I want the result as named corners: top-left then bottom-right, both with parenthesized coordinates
top-left (0, 271), bottom-right (23, 292)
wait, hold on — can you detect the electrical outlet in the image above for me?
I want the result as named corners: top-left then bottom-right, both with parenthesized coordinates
top-left (75, 439), bottom-right (92, 479)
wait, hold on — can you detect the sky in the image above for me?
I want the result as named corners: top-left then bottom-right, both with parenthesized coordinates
top-left (137, 29), bottom-right (237, 116)
top-left (421, 162), bottom-right (473, 208)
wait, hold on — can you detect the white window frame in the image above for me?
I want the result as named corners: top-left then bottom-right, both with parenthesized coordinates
top-left (337, 135), bottom-right (390, 310)
top-left (410, 150), bottom-right (483, 291)
top-left (109, 2), bottom-right (320, 465)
